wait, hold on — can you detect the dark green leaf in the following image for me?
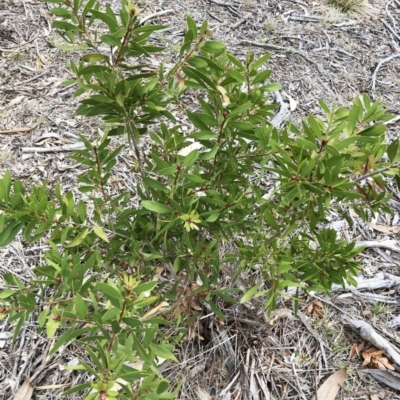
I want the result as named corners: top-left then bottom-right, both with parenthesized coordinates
top-left (142, 201), bottom-right (173, 214)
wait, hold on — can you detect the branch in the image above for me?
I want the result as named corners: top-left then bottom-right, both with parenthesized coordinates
top-left (353, 162), bottom-right (400, 183)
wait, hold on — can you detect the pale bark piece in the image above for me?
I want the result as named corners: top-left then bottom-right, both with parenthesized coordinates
top-left (312, 369), bottom-right (346, 400)
top-left (355, 239), bottom-right (400, 253)
top-left (21, 143), bottom-right (85, 153)
top-left (388, 315), bottom-right (400, 328)
top-left (369, 221), bottom-right (400, 234)
top-left (193, 386), bottom-right (212, 400)
top-left (342, 315), bottom-right (400, 366)
top-left (364, 369), bottom-right (400, 391)
top-left (14, 377), bottom-right (33, 400)
top-left (332, 272), bottom-right (400, 292)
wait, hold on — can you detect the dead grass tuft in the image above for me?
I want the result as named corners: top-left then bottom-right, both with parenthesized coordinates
top-left (327, 0), bottom-right (365, 12)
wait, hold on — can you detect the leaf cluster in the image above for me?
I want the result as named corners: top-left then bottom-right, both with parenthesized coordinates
top-left (0, 0), bottom-right (399, 398)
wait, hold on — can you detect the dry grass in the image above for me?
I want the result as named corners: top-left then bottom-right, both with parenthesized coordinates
top-left (327, 0), bottom-right (365, 12)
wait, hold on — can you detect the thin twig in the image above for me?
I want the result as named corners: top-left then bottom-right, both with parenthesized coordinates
top-left (380, 18), bottom-right (400, 43)
top-left (140, 9), bottom-right (174, 25)
top-left (0, 33), bottom-right (39, 52)
top-left (22, 143), bottom-right (85, 153)
top-left (353, 162), bottom-right (400, 183)
top-left (14, 70), bottom-right (50, 86)
top-left (0, 125), bottom-right (37, 134)
top-left (371, 52), bottom-right (400, 91)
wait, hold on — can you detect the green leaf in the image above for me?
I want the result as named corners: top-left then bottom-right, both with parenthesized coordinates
top-left (199, 20), bottom-right (208, 35)
top-left (260, 83), bottom-right (282, 92)
top-left (65, 228), bottom-right (88, 248)
top-left (387, 139), bottom-right (400, 163)
top-left (201, 40), bottom-right (226, 55)
top-left (0, 222), bottom-right (24, 247)
top-left (63, 383), bottom-right (92, 396)
top-left (102, 307), bottom-right (121, 322)
top-left (132, 281), bottom-right (156, 295)
top-left (96, 283), bottom-right (122, 302)
top-left (252, 69), bottom-right (272, 85)
top-left (227, 69), bottom-right (246, 83)
top-left (186, 57), bottom-right (208, 69)
top-left (186, 15), bottom-right (197, 40)
top-left (182, 149), bottom-right (199, 169)
top-left (50, 7), bottom-right (73, 18)
top-left (201, 144), bottom-right (219, 161)
top-left (81, 53), bottom-right (109, 62)
top-left (75, 294), bottom-right (88, 319)
top-left (149, 343), bottom-right (178, 362)
top-left (142, 177), bottom-right (169, 192)
top-left (57, 44), bottom-right (91, 51)
top-left (252, 54), bottom-right (271, 70)
top-left (100, 34), bottom-right (121, 46)
top-left (90, 9), bottom-right (120, 33)
top-left (50, 327), bottom-right (89, 355)
top-left (206, 212), bottom-right (219, 222)
top-left (12, 311), bottom-right (28, 344)
top-left (358, 124), bottom-right (386, 136)
top-left (240, 284), bottom-right (262, 303)
top-left (78, 186), bottom-right (96, 193)
top-left (52, 21), bottom-right (83, 32)
top-left (46, 318), bottom-right (61, 338)
top-left (142, 201), bottom-right (173, 214)
top-left (227, 102), bottom-right (253, 118)
top-left (187, 131), bottom-right (218, 140)
top-left (0, 289), bottom-right (17, 299)
top-left (208, 299), bottom-right (226, 321)
top-left (93, 226), bottom-right (109, 243)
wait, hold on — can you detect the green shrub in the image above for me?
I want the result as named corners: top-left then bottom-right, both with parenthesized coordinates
top-left (0, 0), bottom-right (399, 398)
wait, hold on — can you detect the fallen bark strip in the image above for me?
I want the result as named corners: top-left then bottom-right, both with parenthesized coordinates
top-left (332, 272), bottom-right (400, 292)
top-left (341, 315), bottom-right (400, 366)
top-left (364, 369), bottom-right (400, 391)
top-left (388, 315), bottom-right (400, 329)
top-left (22, 143), bottom-right (85, 153)
top-left (355, 239), bottom-right (400, 252)
top-left (0, 125), bottom-right (37, 134)
top-left (270, 91), bottom-right (290, 128)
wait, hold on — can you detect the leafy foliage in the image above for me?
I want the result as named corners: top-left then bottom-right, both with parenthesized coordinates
top-left (0, 0), bottom-right (399, 397)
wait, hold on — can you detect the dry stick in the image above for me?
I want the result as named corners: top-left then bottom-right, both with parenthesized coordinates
top-left (297, 310), bottom-right (331, 350)
top-left (353, 162), bottom-right (400, 183)
top-left (207, 11), bottom-right (223, 23)
top-left (207, 0), bottom-right (241, 17)
top-left (231, 18), bottom-right (246, 29)
top-left (371, 52), bottom-right (400, 91)
top-left (380, 18), bottom-right (400, 43)
top-left (22, 142), bottom-right (85, 153)
top-left (289, 14), bottom-right (342, 23)
top-left (0, 33), bottom-right (39, 52)
top-left (291, 362), bottom-right (308, 400)
top-left (240, 40), bottom-right (323, 73)
top-left (0, 125), bottom-right (37, 134)
top-left (139, 9), bottom-right (174, 25)
top-left (14, 70), bottom-right (50, 86)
